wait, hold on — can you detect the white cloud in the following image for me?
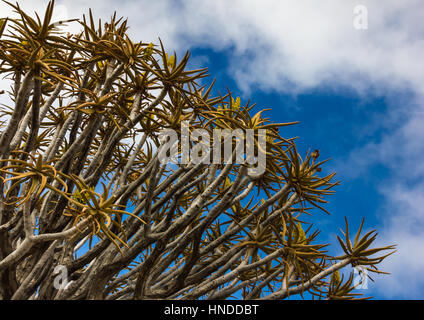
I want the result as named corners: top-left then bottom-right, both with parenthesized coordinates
top-left (3, 0), bottom-right (423, 95)
top-left (1, 0), bottom-right (424, 298)
top-left (340, 103), bottom-right (424, 298)
top-left (372, 182), bottom-right (424, 298)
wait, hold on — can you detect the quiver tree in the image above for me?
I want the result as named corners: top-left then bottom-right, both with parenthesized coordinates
top-left (0, 1), bottom-right (395, 300)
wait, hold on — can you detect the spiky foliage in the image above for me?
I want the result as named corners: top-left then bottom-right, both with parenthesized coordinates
top-left (0, 1), bottom-right (395, 300)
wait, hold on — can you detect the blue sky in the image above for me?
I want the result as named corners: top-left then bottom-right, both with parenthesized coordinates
top-left (1, 0), bottom-right (424, 299)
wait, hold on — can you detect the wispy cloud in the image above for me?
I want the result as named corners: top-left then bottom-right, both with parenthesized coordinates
top-left (372, 182), bottom-right (424, 298)
top-left (4, 0), bottom-right (423, 95)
